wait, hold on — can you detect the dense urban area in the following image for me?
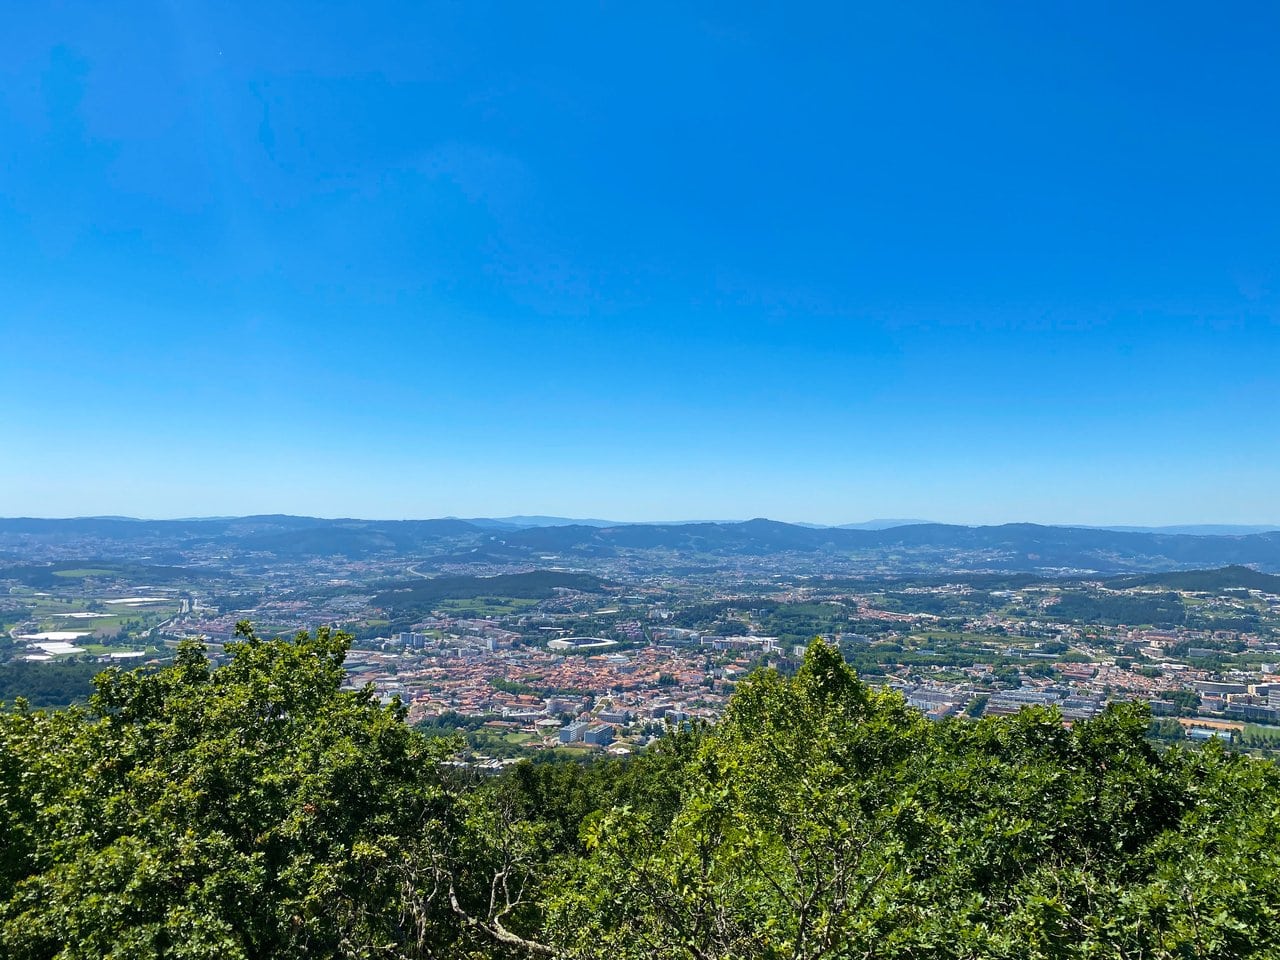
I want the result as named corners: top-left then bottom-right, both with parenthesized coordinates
top-left (5, 515), bottom-right (1280, 762)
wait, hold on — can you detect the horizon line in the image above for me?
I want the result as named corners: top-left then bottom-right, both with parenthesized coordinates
top-left (2, 514), bottom-right (1279, 532)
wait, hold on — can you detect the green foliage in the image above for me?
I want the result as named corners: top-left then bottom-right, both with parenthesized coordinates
top-left (542, 640), bottom-right (1280, 959)
top-left (1108, 565), bottom-right (1280, 593)
top-left (0, 561), bottom-right (193, 590)
top-left (1149, 717), bottom-right (1187, 741)
top-left (0, 660), bottom-right (106, 708)
top-left (4, 633), bottom-right (1280, 959)
top-left (1053, 590), bottom-right (1186, 627)
top-left (1159, 688), bottom-right (1202, 715)
top-left (0, 622), bottom-right (456, 959)
top-left (1240, 724), bottom-right (1280, 750)
top-left (876, 590), bottom-right (1007, 617)
top-left (0, 606), bottom-right (33, 628)
top-left (417, 710), bottom-right (488, 734)
top-left (372, 571), bottom-right (607, 611)
top-left (491, 677), bottom-right (539, 696)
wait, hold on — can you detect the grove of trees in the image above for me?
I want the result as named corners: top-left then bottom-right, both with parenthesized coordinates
top-left (2, 624), bottom-right (1279, 958)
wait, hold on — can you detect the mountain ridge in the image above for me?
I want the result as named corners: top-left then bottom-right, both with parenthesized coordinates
top-left (4, 516), bottom-right (1280, 571)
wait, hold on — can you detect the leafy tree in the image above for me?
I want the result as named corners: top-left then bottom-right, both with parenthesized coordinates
top-left (0, 622), bottom-right (456, 959)
top-left (0, 660), bottom-right (105, 707)
top-left (5, 632), bottom-right (1280, 959)
top-left (539, 640), bottom-right (1280, 960)
top-left (1159, 688), bottom-right (1201, 716)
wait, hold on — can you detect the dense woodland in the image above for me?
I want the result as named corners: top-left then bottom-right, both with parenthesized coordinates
top-left (0, 660), bottom-right (105, 708)
top-left (2, 625), bottom-right (1279, 959)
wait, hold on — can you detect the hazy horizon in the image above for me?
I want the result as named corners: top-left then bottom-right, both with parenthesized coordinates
top-left (3, 512), bottom-right (1279, 532)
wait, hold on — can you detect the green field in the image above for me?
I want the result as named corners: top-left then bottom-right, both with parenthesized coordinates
top-left (1240, 724), bottom-right (1280, 750)
top-left (908, 630), bottom-right (1008, 646)
top-left (43, 614), bottom-right (134, 633)
top-left (436, 597), bottom-right (541, 616)
top-left (72, 642), bottom-right (159, 657)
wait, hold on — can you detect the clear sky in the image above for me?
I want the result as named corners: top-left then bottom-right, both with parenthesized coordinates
top-left (2, 2), bottom-right (1278, 525)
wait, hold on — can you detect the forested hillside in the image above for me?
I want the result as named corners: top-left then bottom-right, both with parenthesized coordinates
top-left (372, 570), bottom-right (608, 608)
top-left (2, 626), bottom-right (1278, 959)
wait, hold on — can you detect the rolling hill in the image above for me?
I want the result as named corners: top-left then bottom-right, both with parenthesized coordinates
top-left (1106, 565), bottom-right (1280, 593)
top-left (4, 516), bottom-right (1280, 573)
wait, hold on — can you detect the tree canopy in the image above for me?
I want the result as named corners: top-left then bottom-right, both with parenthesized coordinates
top-left (2, 628), bottom-right (1279, 959)
top-left (0, 623), bottom-right (454, 959)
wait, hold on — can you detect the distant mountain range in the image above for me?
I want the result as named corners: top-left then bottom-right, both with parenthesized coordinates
top-left (3, 514), bottom-right (1280, 573)
top-left (459, 515), bottom-right (620, 530)
top-left (837, 519), bottom-right (936, 530)
top-left (1080, 524), bottom-right (1280, 536)
top-left (467, 518), bottom-right (1280, 535)
top-left (35, 515), bottom-right (1280, 535)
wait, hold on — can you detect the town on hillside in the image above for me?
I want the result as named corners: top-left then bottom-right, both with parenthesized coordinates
top-left (4, 518), bottom-right (1280, 765)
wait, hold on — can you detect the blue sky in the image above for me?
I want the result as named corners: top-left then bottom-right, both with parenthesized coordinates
top-left (2, 2), bottom-right (1277, 524)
